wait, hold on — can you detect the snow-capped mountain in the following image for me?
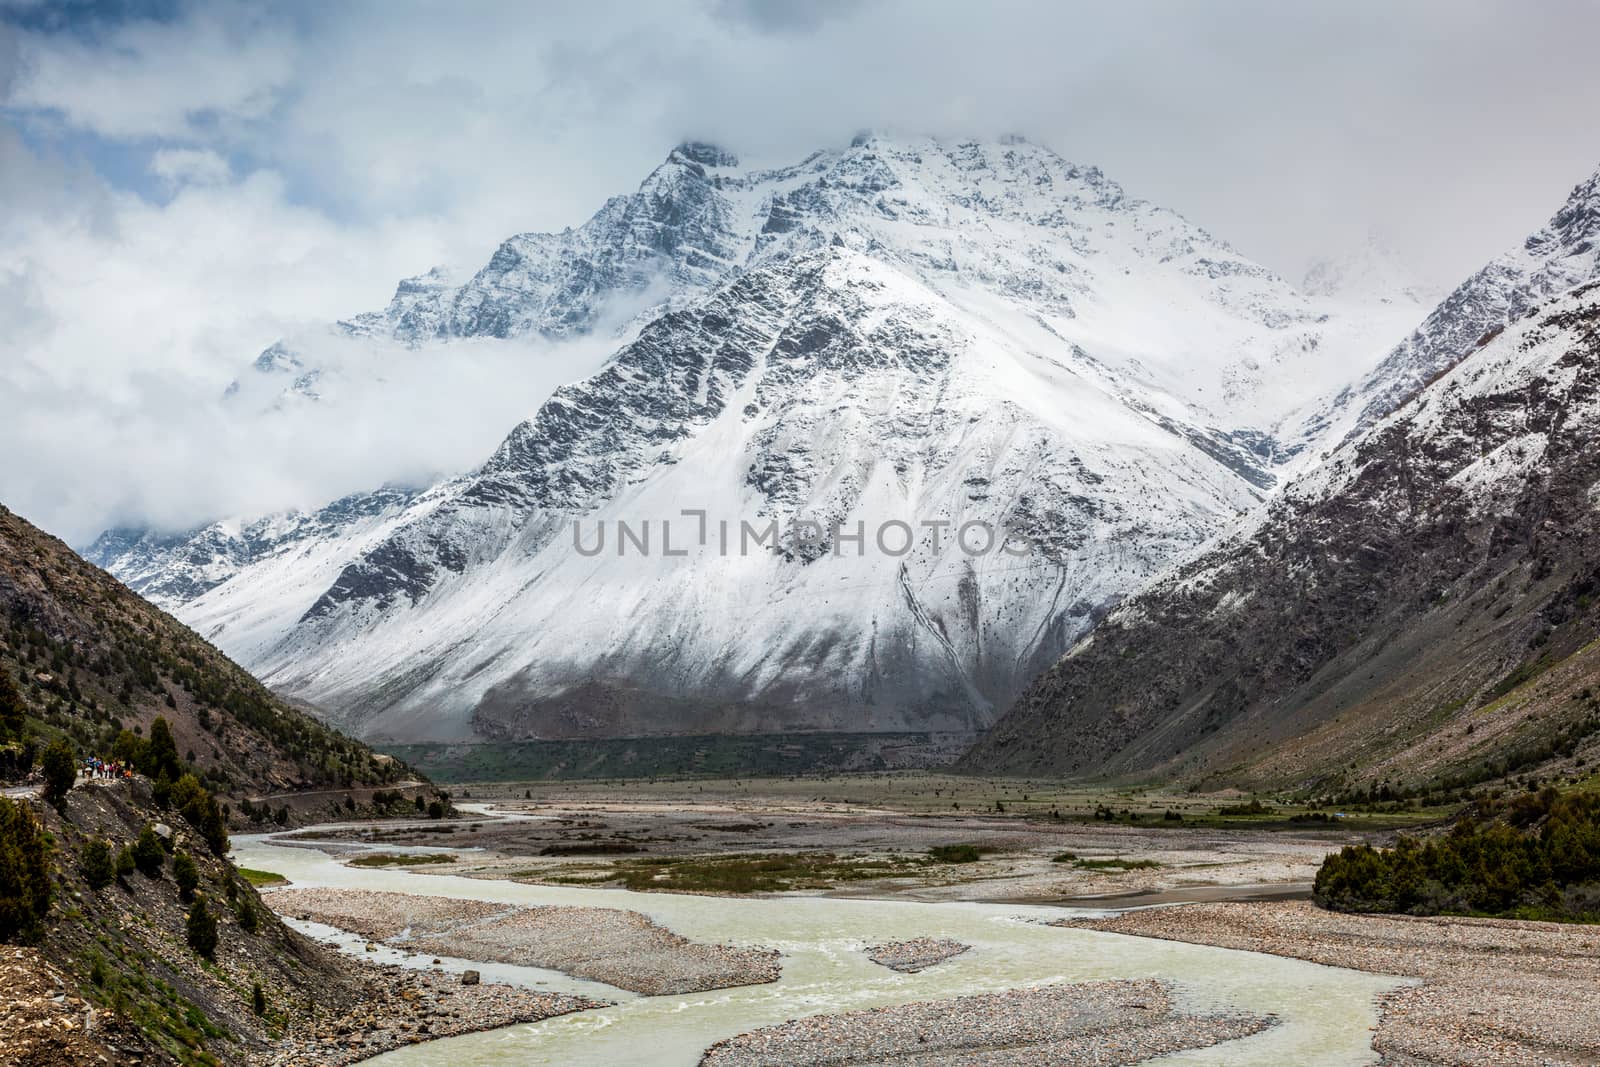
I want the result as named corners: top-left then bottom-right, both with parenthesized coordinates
top-left (962, 274), bottom-right (1600, 786)
top-left (90, 488), bottom-right (419, 608)
top-left (1287, 168), bottom-right (1600, 452)
top-left (92, 135), bottom-right (1418, 743)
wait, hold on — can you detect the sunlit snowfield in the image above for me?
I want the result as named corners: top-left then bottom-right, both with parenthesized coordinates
top-left (234, 808), bottom-right (1402, 1067)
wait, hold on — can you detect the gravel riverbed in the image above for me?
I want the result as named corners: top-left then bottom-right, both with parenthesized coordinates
top-left (1062, 901), bottom-right (1600, 1066)
top-left (698, 978), bottom-right (1273, 1066)
top-left (864, 937), bottom-right (970, 973)
top-left (266, 887), bottom-right (781, 996)
top-left (266, 964), bottom-right (600, 1067)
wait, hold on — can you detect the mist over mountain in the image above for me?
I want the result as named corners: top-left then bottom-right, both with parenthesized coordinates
top-left (964, 163), bottom-right (1600, 790)
top-left (91, 135), bottom-right (1426, 744)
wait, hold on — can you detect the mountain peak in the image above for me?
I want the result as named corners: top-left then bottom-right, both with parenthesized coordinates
top-left (670, 140), bottom-right (740, 168)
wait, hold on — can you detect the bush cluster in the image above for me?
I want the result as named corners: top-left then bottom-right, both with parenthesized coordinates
top-left (1315, 788), bottom-right (1600, 921)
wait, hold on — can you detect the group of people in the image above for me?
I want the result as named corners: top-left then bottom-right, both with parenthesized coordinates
top-left (83, 756), bottom-right (132, 780)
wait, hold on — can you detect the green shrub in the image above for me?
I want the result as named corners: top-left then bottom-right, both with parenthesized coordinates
top-left (81, 838), bottom-right (115, 891)
top-left (185, 896), bottom-right (218, 958)
top-left (0, 797), bottom-right (51, 941)
top-left (1217, 799), bottom-right (1273, 817)
top-left (1074, 857), bottom-right (1162, 871)
top-left (40, 739), bottom-right (76, 811)
top-left (131, 825), bottom-right (164, 878)
top-left (928, 844), bottom-right (984, 864)
top-left (234, 893), bottom-right (258, 933)
top-left (114, 845), bottom-right (135, 878)
top-left (172, 851), bottom-right (199, 901)
top-left (251, 982), bottom-right (266, 1016)
top-left (171, 774), bottom-right (228, 856)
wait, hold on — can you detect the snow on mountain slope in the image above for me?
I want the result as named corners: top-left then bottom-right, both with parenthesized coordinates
top-left (97, 135), bottom-right (1415, 742)
top-left (963, 276), bottom-right (1600, 785)
top-left (1286, 167), bottom-right (1600, 454)
top-left (89, 488), bottom-right (420, 608)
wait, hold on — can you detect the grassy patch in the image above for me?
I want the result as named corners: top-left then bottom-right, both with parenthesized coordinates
top-left (344, 852), bottom-right (455, 868)
top-left (1073, 857), bottom-right (1162, 872)
top-left (611, 852), bottom-right (925, 893)
top-left (1050, 852), bottom-right (1077, 863)
top-left (236, 867), bottom-right (288, 887)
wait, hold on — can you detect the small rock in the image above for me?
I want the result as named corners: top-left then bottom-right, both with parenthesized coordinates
top-left (460, 970), bottom-right (481, 986)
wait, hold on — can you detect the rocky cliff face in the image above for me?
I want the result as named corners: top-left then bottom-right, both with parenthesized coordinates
top-left (962, 278), bottom-right (1600, 791)
top-left (91, 135), bottom-right (1419, 743)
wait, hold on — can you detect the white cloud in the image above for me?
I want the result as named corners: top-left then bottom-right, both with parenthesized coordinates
top-left (2, 0), bottom-right (1600, 546)
top-left (0, 143), bottom-right (608, 544)
top-left (8, 9), bottom-right (292, 140)
top-left (149, 146), bottom-right (232, 188)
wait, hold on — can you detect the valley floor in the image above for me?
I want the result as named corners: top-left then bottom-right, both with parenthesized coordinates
top-left (1066, 902), bottom-right (1600, 1067)
top-left (291, 776), bottom-right (1395, 907)
top-left (256, 780), bottom-right (1600, 1065)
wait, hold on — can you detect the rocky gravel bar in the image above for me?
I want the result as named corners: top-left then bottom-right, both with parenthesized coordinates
top-left (698, 979), bottom-right (1272, 1066)
top-left (266, 887), bottom-right (781, 996)
top-left (262, 961), bottom-right (600, 1067)
top-left (864, 937), bottom-right (971, 973)
top-left (1062, 901), bottom-right (1600, 1066)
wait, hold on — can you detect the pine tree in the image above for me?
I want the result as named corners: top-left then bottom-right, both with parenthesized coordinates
top-left (172, 851), bottom-right (199, 901)
top-left (40, 738), bottom-right (76, 812)
top-left (186, 896), bottom-right (218, 958)
top-left (132, 824), bottom-right (164, 877)
top-left (81, 838), bottom-right (115, 891)
top-left (0, 668), bottom-right (26, 742)
top-left (142, 716), bottom-right (182, 781)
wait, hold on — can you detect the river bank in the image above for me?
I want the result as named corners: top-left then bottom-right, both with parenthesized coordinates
top-left (263, 963), bottom-right (600, 1067)
top-left (267, 886), bottom-right (781, 995)
top-left (1064, 902), bottom-right (1600, 1066)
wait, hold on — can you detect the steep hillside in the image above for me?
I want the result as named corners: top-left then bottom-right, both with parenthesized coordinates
top-left (90, 135), bottom-right (1418, 744)
top-left (1, 502), bottom-right (409, 796)
top-left (0, 776), bottom-right (588, 1066)
top-left (963, 280), bottom-right (1600, 796)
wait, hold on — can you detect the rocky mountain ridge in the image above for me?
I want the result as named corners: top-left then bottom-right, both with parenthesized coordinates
top-left (962, 276), bottom-right (1600, 792)
top-left (90, 135), bottom-right (1425, 744)
top-left (1285, 168), bottom-right (1600, 454)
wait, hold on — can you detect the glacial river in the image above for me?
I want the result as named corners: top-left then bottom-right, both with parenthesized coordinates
top-left (233, 808), bottom-right (1403, 1067)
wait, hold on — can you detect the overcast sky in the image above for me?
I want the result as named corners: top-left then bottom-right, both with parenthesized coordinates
top-left (4, 0), bottom-right (1600, 545)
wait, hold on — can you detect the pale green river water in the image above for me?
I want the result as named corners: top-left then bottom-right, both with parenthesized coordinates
top-left (233, 808), bottom-right (1403, 1066)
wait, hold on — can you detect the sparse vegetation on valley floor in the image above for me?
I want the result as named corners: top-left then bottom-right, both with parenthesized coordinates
top-left (1315, 786), bottom-right (1600, 921)
top-left (345, 852), bottom-right (456, 868)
